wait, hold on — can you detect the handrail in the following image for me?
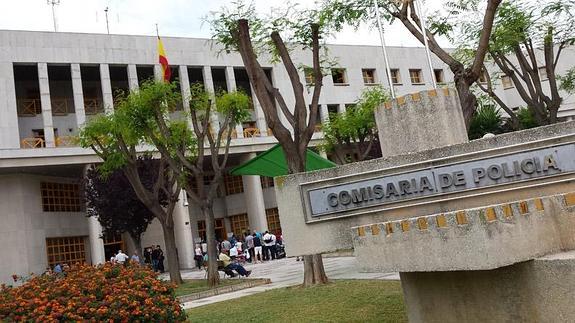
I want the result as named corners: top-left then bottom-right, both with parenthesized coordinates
top-left (84, 98), bottom-right (103, 115)
top-left (51, 98), bottom-right (69, 115)
top-left (17, 99), bottom-right (41, 116)
top-left (20, 137), bottom-right (45, 149)
top-left (55, 136), bottom-right (78, 147)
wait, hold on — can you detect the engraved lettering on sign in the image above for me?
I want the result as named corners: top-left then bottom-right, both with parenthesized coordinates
top-left (306, 145), bottom-right (574, 218)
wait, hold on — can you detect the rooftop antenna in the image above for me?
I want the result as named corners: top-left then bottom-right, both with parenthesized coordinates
top-left (104, 7), bottom-right (110, 34)
top-left (47, 0), bottom-right (60, 32)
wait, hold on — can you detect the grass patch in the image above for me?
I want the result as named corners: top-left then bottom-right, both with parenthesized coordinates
top-left (175, 279), bottom-right (246, 297)
top-left (186, 280), bottom-right (407, 323)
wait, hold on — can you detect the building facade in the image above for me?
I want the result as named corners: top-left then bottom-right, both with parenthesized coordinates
top-left (0, 30), bottom-right (573, 284)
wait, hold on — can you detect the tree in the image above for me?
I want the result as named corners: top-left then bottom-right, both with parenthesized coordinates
top-left (85, 156), bottom-right (162, 256)
top-left (321, 86), bottom-right (388, 164)
top-left (80, 84), bottom-right (185, 285)
top-left (208, 2), bottom-right (331, 286)
top-left (116, 81), bottom-right (251, 287)
top-left (468, 0), bottom-right (575, 126)
top-left (467, 99), bottom-right (504, 139)
top-left (320, 0), bottom-right (503, 126)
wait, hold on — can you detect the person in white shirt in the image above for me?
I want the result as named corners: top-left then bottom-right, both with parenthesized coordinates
top-left (131, 252), bottom-right (140, 264)
top-left (115, 250), bottom-right (129, 264)
top-left (262, 231), bottom-right (276, 261)
top-left (194, 244), bottom-right (204, 270)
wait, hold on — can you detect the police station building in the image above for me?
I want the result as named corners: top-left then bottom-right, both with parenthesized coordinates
top-left (0, 29), bottom-right (573, 284)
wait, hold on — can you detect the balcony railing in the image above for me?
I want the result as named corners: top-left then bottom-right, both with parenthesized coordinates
top-left (84, 98), bottom-right (104, 115)
top-left (20, 137), bottom-right (45, 148)
top-left (55, 136), bottom-right (78, 147)
top-left (51, 98), bottom-right (69, 115)
top-left (243, 127), bottom-right (261, 138)
top-left (17, 99), bottom-right (42, 116)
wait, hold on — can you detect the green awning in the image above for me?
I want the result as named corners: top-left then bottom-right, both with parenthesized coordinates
top-left (230, 144), bottom-right (336, 177)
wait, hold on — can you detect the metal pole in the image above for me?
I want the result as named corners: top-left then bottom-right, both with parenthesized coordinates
top-left (415, 0), bottom-right (437, 89)
top-left (47, 0), bottom-right (60, 32)
top-left (373, 0), bottom-right (396, 99)
top-left (104, 7), bottom-right (110, 34)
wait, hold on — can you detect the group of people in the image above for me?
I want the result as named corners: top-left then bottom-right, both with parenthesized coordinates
top-left (192, 230), bottom-right (284, 278)
top-left (143, 245), bottom-right (165, 273)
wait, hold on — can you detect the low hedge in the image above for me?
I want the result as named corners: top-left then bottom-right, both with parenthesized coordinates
top-left (0, 262), bottom-right (186, 322)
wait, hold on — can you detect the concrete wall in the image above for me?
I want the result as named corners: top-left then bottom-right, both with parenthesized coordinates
top-left (275, 121), bottom-right (575, 257)
top-left (0, 174), bottom-right (89, 284)
top-left (352, 193), bottom-right (575, 272)
top-left (401, 251), bottom-right (575, 323)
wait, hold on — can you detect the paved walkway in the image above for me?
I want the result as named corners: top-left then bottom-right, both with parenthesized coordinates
top-left (174, 256), bottom-right (399, 309)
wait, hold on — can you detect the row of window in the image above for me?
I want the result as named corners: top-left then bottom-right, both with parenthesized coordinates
top-left (304, 67), bottom-right (446, 86)
top-left (197, 207), bottom-right (281, 241)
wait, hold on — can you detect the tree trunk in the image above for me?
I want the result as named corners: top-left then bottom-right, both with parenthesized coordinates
top-left (202, 205), bottom-right (220, 287)
top-left (454, 75), bottom-right (477, 128)
top-left (160, 221), bottom-right (183, 285)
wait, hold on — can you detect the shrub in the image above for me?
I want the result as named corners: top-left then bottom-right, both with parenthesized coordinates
top-left (0, 263), bottom-right (186, 322)
top-left (468, 103), bottom-right (504, 139)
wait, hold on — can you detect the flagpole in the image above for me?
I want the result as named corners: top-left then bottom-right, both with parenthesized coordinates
top-left (414, 0), bottom-right (437, 89)
top-left (373, 0), bottom-right (396, 99)
top-left (155, 23), bottom-right (159, 38)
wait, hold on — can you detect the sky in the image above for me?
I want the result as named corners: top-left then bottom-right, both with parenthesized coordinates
top-left (0, 0), bottom-right (450, 48)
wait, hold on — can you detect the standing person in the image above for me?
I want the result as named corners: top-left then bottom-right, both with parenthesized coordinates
top-left (263, 231), bottom-right (274, 261)
top-left (131, 251), bottom-right (141, 264)
top-left (245, 232), bottom-right (254, 263)
top-left (151, 245), bottom-right (160, 272)
top-left (144, 247), bottom-right (152, 266)
top-left (269, 232), bottom-right (277, 260)
top-left (115, 250), bottom-right (129, 264)
top-left (194, 244), bottom-right (204, 270)
top-left (201, 241), bottom-right (208, 255)
top-left (156, 245), bottom-right (165, 273)
top-left (253, 233), bottom-right (263, 264)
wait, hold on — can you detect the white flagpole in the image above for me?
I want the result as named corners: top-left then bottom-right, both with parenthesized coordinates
top-left (373, 0), bottom-right (396, 99)
top-left (414, 0), bottom-right (437, 89)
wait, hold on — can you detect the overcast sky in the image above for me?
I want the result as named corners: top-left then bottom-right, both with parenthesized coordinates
top-left (0, 0), bottom-right (449, 47)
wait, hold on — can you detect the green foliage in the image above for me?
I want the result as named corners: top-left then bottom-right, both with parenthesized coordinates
top-left (559, 67), bottom-right (575, 94)
top-left (215, 89), bottom-right (252, 124)
top-left (517, 107), bottom-right (540, 129)
top-left (321, 86), bottom-right (389, 158)
top-left (468, 102), bottom-right (503, 139)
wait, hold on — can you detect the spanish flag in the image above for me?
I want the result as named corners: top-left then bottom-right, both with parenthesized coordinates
top-left (157, 37), bottom-right (171, 82)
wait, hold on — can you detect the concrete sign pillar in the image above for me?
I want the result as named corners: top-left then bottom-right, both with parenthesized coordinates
top-left (173, 190), bottom-right (195, 269)
top-left (70, 63), bottom-right (86, 128)
top-left (37, 63), bottom-right (56, 148)
top-left (99, 64), bottom-right (114, 113)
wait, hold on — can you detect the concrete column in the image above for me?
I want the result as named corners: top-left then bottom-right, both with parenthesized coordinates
top-left (224, 66), bottom-right (244, 139)
top-left (251, 83), bottom-right (268, 135)
top-left (37, 63), bottom-right (56, 148)
top-left (88, 215), bottom-right (106, 265)
top-left (242, 153), bottom-right (268, 232)
top-left (173, 190), bottom-right (195, 269)
top-left (99, 64), bottom-right (114, 113)
top-left (178, 65), bottom-right (194, 130)
top-left (70, 64), bottom-right (86, 128)
top-left (337, 103), bottom-right (346, 115)
top-left (202, 66), bottom-right (220, 134)
top-left (320, 104), bottom-right (329, 124)
top-left (0, 62), bottom-right (20, 149)
top-left (154, 64), bottom-right (163, 82)
top-left (127, 64), bottom-right (139, 91)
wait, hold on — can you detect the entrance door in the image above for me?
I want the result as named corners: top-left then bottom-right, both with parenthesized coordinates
top-left (103, 233), bottom-right (125, 261)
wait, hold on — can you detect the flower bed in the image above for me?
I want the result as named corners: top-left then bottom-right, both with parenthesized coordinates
top-left (0, 263), bottom-right (186, 322)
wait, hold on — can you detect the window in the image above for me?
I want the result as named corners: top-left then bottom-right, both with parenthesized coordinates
top-left (538, 67), bottom-right (548, 80)
top-left (362, 69), bottom-right (376, 84)
top-left (390, 69), bottom-right (401, 84)
top-left (304, 68), bottom-right (314, 85)
top-left (331, 68), bottom-right (347, 85)
top-left (188, 175), bottom-right (215, 194)
top-left (198, 219), bottom-right (226, 241)
top-left (46, 236), bottom-right (86, 267)
top-left (434, 69), bottom-right (445, 84)
top-left (326, 104), bottom-right (339, 120)
top-left (409, 69), bottom-right (424, 84)
top-left (261, 176), bottom-right (275, 189)
top-left (230, 213), bottom-right (250, 237)
top-left (501, 75), bottom-right (513, 89)
top-left (41, 182), bottom-right (83, 212)
top-left (224, 174), bottom-right (244, 195)
top-left (266, 208), bottom-right (282, 235)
